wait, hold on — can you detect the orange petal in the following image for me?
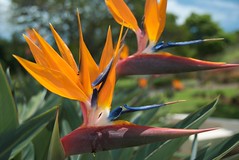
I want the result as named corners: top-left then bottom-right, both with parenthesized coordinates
top-left (14, 55), bottom-right (88, 102)
top-left (157, 0), bottom-right (167, 39)
top-left (98, 64), bottom-right (116, 108)
top-left (33, 30), bottom-right (80, 86)
top-left (98, 25), bottom-right (124, 108)
top-left (144, 0), bottom-right (167, 43)
top-left (120, 45), bottom-right (129, 59)
top-left (24, 35), bottom-right (50, 67)
top-left (77, 13), bottom-right (99, 96)
top-left (99, 26), bottom-right (114, 72)
top-left (50, 24), bottom-right (79, 74)
top-left (105, 0), bottom-right (139, 32)
top-left (25, 28), bottom-right (38, 44)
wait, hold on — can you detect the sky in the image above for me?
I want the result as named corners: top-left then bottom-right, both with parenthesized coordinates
top-left (167, 0), bottom-right (239, 32)
top-left (0, 0), bottom-right (239, 40)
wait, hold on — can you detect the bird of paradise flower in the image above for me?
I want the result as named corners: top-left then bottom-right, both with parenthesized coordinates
top-left (14, 0), bottom-right (238, 157)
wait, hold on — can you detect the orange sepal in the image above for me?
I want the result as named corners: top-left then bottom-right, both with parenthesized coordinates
top-left (99, 26), bottom-right (114, 72)
top-left (144, 0), bottom-right (167, 43)
top-left (105, 0), bottom-right (139, 32)
top-left (77, 13), bottom-right (99, 96)
top-left (50, 24), bottom-right (79, 73)
top-left (14, 55), bottom-right (88, 102)
top-left (32, 30), bottom-right (79, 86)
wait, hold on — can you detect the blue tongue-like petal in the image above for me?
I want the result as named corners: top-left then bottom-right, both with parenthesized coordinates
top-left (92, 58), bottom-right (113, 87)
top-left (153, 38), bottom-right (223, 51)
top-left (108, 100), bottom-right (185, 121)
top-left (91, 89), bottom-right (98, 108)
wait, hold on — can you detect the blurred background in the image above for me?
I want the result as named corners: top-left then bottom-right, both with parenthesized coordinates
top-left (0, 0), bottom-right (239, 119)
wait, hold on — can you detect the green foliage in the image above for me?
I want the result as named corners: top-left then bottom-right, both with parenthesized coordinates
top-left (47, 110), bottom-right (65, 160)
top-left (184, 13), bottom-right (225, 58)
top-left (144, 98), bottom-right (218, 160)
top-left (0, 64), bottom-right (18, 135)
top-left (195, 133), bottom-right (239, 160)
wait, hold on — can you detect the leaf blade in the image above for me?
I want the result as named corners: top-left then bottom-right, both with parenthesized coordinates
top-left (47, 109), bottom-right (65, 160)
top-left (144, 98), bottom-right (218, 160)
top-left (0, 106), bottom-right (57, 159)
top-left (0, 64), bottom-right (18, 135)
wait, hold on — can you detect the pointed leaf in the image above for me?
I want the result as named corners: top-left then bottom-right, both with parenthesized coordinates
top-left (33, 127), bottom-right (52, 160)
top-left (19, 90), bottom-right (47, 123)
top-left (0, 65), bottom-right (18, 159)
top-left (32, 94), bottom-right (61, 160)
top-left (116, 53), bottom-right (239, 76)
top-left (196, 133), bottom-right (239, 160)
top-left (47, 110), bottom-right (65, 160)
top-left (61, 124), bottom-right (214, 156)
top-left (0, 106), bottom-right (57, 159)
top-left (144, 98), bottom-right (219, 160)
top-left (0, 65), bottom-right (18, 135)
top-left (224, 153), bottom-right (239, 160)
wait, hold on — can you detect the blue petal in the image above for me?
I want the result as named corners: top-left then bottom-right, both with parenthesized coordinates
top-left (108, 106), bottom-right (123, 121)
top-left (121, 104), bottom-right (166, 114)
top-left (108, 100), bottom-right (185, 121)
top-left (91, 89), bottom-right (98, 108)
top-left (92, 58), bottom-right (113, 87)
top-left (153, 38), bottom-right (223, 52)
top-left (153, 39), bottom-right (204, 51)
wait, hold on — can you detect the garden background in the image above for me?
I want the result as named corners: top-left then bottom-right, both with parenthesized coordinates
top-left (1, 0), bottom-right (239, 159)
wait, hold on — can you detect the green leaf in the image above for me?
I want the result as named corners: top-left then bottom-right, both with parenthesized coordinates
top-left (0, 65), bottom-right (19, 159)
top-left (33, 93), bottom-right (61, 116)
top-left (27, 94), bottom-right (61, 160)
top-left (224, 153), bottom-right (239, 160)
top-left (190, 134), bottom-right (198, 160)
top-left (174, 97), bottom-right (218, 129)
top-left (32, 127), bottom-right (52, 160)
top-left (19, 90), bottom-right (47, 123)
top-left (144, 97), bottom-right (218, 160)
top-left (21, 143), bottom-right (34, 160)
top-left (47, 109), bottom-right (65, 160)
top-left (196, 133), bottom-right (239, 160)
top-left (31, 94), bottom-right (61, 160)
top-left (0, 64), bottom-right (18, 134)
top-left (0, 106), bottom-right (57, 159)
top-left (61, 99), bottom-right (82, 130)
top-left (80, 151), bottom-right (112, 160)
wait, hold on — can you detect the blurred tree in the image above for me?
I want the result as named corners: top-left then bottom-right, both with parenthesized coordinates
top-left (160, 13), bottom-right (194, 57)
top-left (183, 13), bottom-right (226, 59)
top-left (7, 0), bottom-right (237, 66)
top-left (10, 0), bottom-right (120, 62)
